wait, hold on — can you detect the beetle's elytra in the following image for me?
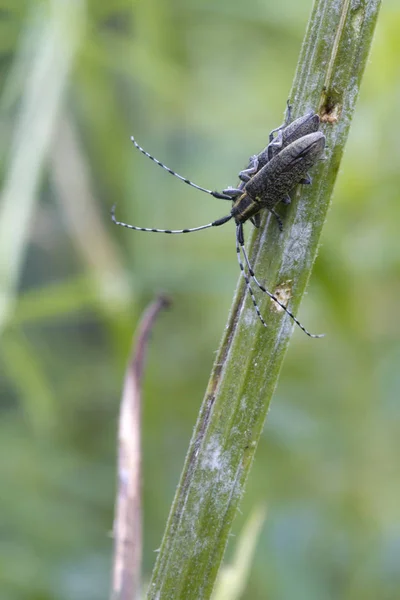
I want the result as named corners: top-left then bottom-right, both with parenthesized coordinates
top-left (112, 105), bottom-right (326, 337)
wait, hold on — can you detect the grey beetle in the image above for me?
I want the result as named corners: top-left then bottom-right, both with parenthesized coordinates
top-left (112, 108), bottom-right (325, 337)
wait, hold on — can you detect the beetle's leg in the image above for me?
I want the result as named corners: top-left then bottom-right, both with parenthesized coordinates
top-left (221, 187), bottom-right (243, 198)
top-left (300, 174), bottom-right (312, 185)
top-left (250, 213), bottom-right (261, 228)
top-left (268, 101), bottom-right (293, 143)
top-left (267, 101), bottom-right (294, 159)
top-left (239, 155), bottom-right (259, 182)
top-left (270, 208), bottom-right (284, 232)
top-left (267, 131), bottom-right (284, 160)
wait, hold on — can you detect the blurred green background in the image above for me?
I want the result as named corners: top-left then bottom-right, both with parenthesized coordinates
top-left (1, 1), bottom-right (399, 599)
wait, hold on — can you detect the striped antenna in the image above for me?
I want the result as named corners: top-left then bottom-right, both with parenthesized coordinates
top-left (236, 225), bottom-right (324, 338)
top-left (131, 137), bottom-right (231, 200)
top-left (111, 205), bottom-right (232, 234)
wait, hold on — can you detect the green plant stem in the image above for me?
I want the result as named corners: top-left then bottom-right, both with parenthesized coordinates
top-left (147, 1), bottom-right (381, 598)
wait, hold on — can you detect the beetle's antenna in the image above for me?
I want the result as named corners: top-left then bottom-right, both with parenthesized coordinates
top-left (236, 225), bottom-right (324, 338)
top-left (111, 204), bottom-right (232, 234)
top-left (131, 137), bottom-right (232, 200)
top-left (235, 231), bottom-right (268, 327)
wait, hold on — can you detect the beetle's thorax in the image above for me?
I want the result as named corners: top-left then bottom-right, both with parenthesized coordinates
top-left (231, 193), bottom-right (262, 224)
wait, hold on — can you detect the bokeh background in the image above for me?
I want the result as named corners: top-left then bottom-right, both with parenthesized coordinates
top-left (1, 1), bottom-right (399, 599)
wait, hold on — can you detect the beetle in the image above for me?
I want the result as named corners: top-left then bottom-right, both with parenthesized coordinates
top-left (232, 104), bottom-right (321, 229)
top-left (112, 108), bottom-right (326, 337)
top-left (241, 104), bottom-right (321, 179)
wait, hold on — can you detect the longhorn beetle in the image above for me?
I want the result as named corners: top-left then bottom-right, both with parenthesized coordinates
top-left (233, 103), bottom-right (321, 229)
top-left (112, 107), bottom-right (326, 337)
